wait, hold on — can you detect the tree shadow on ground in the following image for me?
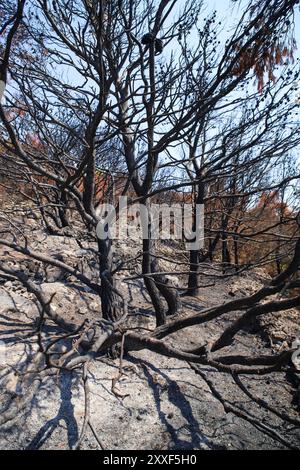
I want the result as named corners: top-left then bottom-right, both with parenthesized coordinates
top-left (25, 371), bottom-right (79, 449)
top-left (127, 354), bottom-right (221, 450)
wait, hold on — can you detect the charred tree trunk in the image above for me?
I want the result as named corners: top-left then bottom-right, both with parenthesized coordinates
top-left (187, 250), bottom-right (201, 297)
top-left (142, 237), bottom-right (166, 326)
top-left (233, 232), bottom-right (239, 273)
top-left (221, 212), bottom-right (231, 273)
top-left (208, 232), bottom-right (221, 262)
top-left (58, 190), bottom-right (69, 228)
top-left (187, 180), bottom-right (205, 296)
top-left (151, 255), bottom-right (181, 316)
top-left (276, 245), bottom-right (282, 275)
top-left (141, 202), bottom-right (181, 324)
top-left (222, 231), bottom-right (231, 266)
top-left (98, 238), bottom-right (121, 322)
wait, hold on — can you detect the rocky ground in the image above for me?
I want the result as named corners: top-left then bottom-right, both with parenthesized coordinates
top-left (0, 214), bottom-right (300, 450)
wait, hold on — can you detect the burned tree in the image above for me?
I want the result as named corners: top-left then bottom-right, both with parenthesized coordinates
top-left (0, 0), bottom-right (300, 450)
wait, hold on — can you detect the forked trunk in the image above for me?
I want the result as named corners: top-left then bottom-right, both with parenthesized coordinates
top-left (142, 238), bottom-right (166, 326)
top-left (98, 238), bottom-right (120, 322)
